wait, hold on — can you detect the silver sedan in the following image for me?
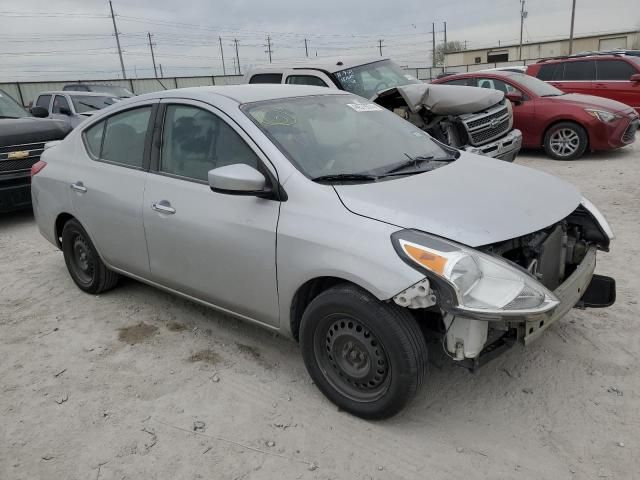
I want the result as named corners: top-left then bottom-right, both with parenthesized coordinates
top-left (31, 85), bottom-right (615, 419)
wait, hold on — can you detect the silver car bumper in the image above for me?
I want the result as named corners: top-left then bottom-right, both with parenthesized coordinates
top-left (462, 129), bottom-right (522, 162)
top-left (521, 246), bottom-right (596, 345)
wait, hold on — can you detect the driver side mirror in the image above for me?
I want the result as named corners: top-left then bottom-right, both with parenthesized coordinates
top-left (208, 163), bottom-right (271, 197)
top-left (30, 106), bottom-right (49, 118)
top-left (631, 73), bottom-right (640, 83)
top-left (59, 107), bottom-right (72, 116)
top-left (505, 91), bottom-right (524, 104)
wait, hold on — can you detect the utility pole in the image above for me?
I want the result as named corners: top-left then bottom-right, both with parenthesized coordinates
top-left (234, 38), bottom-right (241, 75)
top-left (109, 0), bottom-right (126, 79)
top-left (377, 39), bottom-right (384, 56)
top-left (304, 38), bottom-right (309, 58)
top-left (159, 63), bottom-right (164, 77)
top-left (519, 0), bottom-right (527, 60)
top-left (443, 21), bottom-right (447, 50)
top-left (568, 0), bottom-right (577, 54)
top-left (265, 35), bottom-right (273, 63)
top-left (147, 32), bottom-right (158, 78)
top-left (219, 36), bottom-right (226, 75)
top-left (432, 22), bottom-right (436, 67)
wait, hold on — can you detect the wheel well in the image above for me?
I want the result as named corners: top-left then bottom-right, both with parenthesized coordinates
top-left (542, 119), bottom-right (589, 149)
top-left (290, 277), bottom-right (353, 341)
top-left (54, 212), bottom-right (75, 247)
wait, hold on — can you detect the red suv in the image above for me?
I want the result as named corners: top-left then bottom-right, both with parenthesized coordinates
top-left (526, 53), bottom-right (640, 113)
top-left (433, 71), bottom-right (638, 160)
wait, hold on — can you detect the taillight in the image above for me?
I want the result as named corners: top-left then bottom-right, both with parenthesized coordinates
top-left (31, 160), bottom-right (47, 177)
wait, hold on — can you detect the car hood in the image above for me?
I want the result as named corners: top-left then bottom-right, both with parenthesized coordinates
top-left (0, 117), bottom-right (71, 147)
top-left (554, 93), bottom-right (635, 114)
top-left (334, 153), bottom-right (582, 247)
top-left (373, 83), bottom-right (504, 116)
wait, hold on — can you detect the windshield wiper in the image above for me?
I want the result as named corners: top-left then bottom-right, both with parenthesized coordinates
top-left (312, 173), bottom-right (378, 183)
top-left (541, 93), bottom-right (564, 97)
top-left (0, 115), bottom-right (20, 119)
top-left (78, 101), bottom-right (101, 110)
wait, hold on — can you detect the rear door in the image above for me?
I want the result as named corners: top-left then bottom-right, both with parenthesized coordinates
top-left (594, 59), bottom-right (640, 110)
top-left (71, 102), bottom-right (158, 277)
top-left (142, 99), bottom-right (280, 325)
top-left (552, 60), bottom-right (595, 95)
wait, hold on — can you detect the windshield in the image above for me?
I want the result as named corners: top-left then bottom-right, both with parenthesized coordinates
top-left (71, 95), bottom-right (119, 113)
top-left (0, 90), bottom-right (29, 118)
top-left (333, 60), bottom-right (422, 99)
top-left (508, 72), bottom-right (564, 96)
top-left (88, 85), bottom-right (133, 97)
top-left (242, 94), bottom-right (450, 180)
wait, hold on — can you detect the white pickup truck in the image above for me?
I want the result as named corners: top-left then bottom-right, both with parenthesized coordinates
top-left (244, 57), bottom-right (523, 162)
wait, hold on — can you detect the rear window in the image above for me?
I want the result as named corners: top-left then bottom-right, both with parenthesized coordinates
top-left (249, 73), bottom-right (283, 84)
top-left (596, 60), bottom-right (638, 80)
top-left (563, 60), bottom-right (595, 81)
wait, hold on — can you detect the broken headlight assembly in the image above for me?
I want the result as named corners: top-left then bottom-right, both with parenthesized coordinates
top-left (391, 230), bottom-right (559, 316)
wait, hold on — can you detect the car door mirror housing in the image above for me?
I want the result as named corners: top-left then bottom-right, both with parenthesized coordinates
top-left (30, 106), bottom-right (49, 118)
top-left (59, 107), bottom-right (72, 116)
top-left (505, 91), bottom-right (524, 104)
top-left (630, 73), bottom-right (640, 83)
top-left (208, 164), bottom-right (269, 196)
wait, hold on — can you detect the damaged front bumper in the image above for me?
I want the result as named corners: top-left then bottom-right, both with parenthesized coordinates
top-left (449, 247), bottom-right (615, 369)
top-left (461, 128), bottom-right (522, 162)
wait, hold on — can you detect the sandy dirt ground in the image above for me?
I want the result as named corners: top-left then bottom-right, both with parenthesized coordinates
top-left (1, 143), bottom-right (639, 480)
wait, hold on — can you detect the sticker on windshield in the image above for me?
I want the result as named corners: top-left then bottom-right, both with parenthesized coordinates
top-left (346, 103), bottom-right (383, 112)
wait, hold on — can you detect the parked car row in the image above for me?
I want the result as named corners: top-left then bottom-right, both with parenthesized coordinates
top-left (30, 84), bottom-right (616, 418)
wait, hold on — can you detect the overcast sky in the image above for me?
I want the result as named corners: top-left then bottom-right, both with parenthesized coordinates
top-left (1, 0), bottom-right (638, 81)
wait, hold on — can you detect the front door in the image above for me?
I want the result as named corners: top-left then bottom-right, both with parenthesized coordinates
top-left (143, 100), bottom-right (280, 326)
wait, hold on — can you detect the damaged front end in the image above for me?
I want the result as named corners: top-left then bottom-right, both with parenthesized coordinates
top-left (373, 83), bottom-right (522, 162)
top-left (391, 199), bottom-right (615, 371)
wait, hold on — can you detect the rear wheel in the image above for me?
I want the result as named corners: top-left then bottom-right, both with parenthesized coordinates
top-left (543, 122), bottom-right (588, 160)
top-left (299, 284), bottom-right (427, 419)
top-left (61, 219), bottom-right (119, 294)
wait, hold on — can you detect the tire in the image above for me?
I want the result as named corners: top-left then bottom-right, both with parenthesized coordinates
top-left (299, 284), bottom-right (427, 419)
top-left (61, 218), bottom-right (119, 294)
top-left (543, 121), bottom-right (588, 160)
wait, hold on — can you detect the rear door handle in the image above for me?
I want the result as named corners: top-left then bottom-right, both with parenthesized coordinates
top-left (151, 201), bottom-right (176, 214)
top-left (70, 182), bottom-right (87, 193)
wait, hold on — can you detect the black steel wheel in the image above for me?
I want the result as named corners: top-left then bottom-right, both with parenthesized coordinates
top-left (61, 218), bottom-right (119, 294)
top-left (300, 284), bottom-right (427, 419)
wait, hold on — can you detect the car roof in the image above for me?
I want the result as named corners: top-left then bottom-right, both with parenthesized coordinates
top-left (38, 91), bottom-right (118, 97)
top-left (247, 56), bottom-right (390, 74)
top-left (131, 84), bottom-right (351, 105)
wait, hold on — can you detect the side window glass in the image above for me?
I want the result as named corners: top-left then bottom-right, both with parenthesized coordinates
top-left (161, 105), bottom-right (260, 182)
top-left (597, 60), bottom-right (637, 80)
top-left (443, 78), bottom-right (473, 86)
top-left (286, 75), bottom-right (328, 87)
top-left (477, 78), bottom-right (519, 94)
top-left (249, 73), bottom-right (283, 84)
top-left (52, 95), bottom-right (70, 114)
top-left (101, 107), bottom-right (152, 168)
top-left (563, 61), bottom-right (595, 81)
top-left (84, 121), bottom-right (105, 157)
top-left (36, 95), bottom-right (51, 109)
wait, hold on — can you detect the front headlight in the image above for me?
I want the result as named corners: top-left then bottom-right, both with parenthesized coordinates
top-left (392, 230), bottom-right (559, 315)
top-left (585, 109), bottom-right (619, 123)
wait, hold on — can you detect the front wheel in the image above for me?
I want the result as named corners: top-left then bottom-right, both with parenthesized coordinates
top-left (299, 284), bottom-right (427, 419)
top-left (61, 218), bottom-right (119, 294)
top-left (543, 122), bottom-right (588, 160)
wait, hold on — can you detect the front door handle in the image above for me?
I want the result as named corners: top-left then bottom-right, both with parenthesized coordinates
top-left (151, 201), bottom-right (176, 214)
top-left (70, 182), bottom-right (87, 193)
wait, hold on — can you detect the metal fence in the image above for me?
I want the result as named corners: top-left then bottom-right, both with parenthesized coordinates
top-left (0, 74), bottom-right (244, 107)
top-left (1, 58), bottom-right (546, 107)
